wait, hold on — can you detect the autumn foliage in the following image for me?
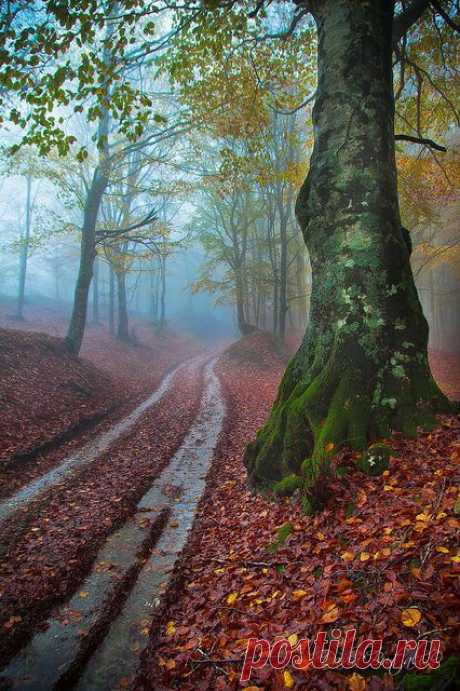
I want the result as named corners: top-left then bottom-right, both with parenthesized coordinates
top-left (138, 333), bottom-right (460, 690)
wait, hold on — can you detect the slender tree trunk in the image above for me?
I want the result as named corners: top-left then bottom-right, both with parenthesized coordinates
top-left (92, 255), bottom-right (100, 324)
top-left (149, 261), bottom-right (157, 323)
top-left (116, 270), bottom-right (130, 341)
top-left (278, 213), bottom-right (288, 344)
top-left (159, 256), bottom-right (166, 328)
top-left (109, 263), bottom-right (115, 335)
top-left (245, 0), bottom-right (449, 503)
top-left (15, 175), bottom-right (32, 320)
top-left (235, 266), bottom-right (251, 334)
top-left (65, 165), bottom-right (108, 353)
top-left (54, 264), bottom-right (60, 302)
top-left (272, 276), bottom-right (279, 338)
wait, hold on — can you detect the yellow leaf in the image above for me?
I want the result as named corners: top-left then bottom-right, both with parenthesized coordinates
top-left (315, 531), bottom-right (326, 540)
top-left (226, 592), bottom-right (238, 605)
top-left (436, 512), bottom-right (447, 520)
top-left (360, 552), bottom-right (370, 562)
top-left (401, 607), bottom-right (422, 627)
top-left (348, 672), bottom-right (366, 690)
top-left (415, 513), bottom-right (431, 522)
top-left (283, 670), bottom-right (295, 688)
top-left (341, 551), bottom-right (354, 562)
top-left (166, 621), bottom-right (176, 636)
top-left (321, 605), bottom-right (339, 623)
top-left (214, 568), bottom-right (225, 574)
top-left (436, 546), bottom-right (450, 554)
top-left (79, 591), bottom-right (89, 599)
top-left (451, 556), bottom-right (460, 563)
top-left (325, 442), bottom-right (335, 453)
top-left (292, 589), bottom-right (307, 600)
top-left (384, 485), bottom-right (394, 492)
top-left (383, 527), bottom-right (393, 535)
top-left (414, 522), bottom-right (428, 533)
top-left (288, 633), bottom-right (298, 646)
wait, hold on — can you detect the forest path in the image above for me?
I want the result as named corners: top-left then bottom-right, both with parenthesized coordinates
top-left (0, 350), bottom-right (225, 676)
top-left (0, 356), bottom-right (226, 690)
top-left (0, 357), bottom-right (196, 525)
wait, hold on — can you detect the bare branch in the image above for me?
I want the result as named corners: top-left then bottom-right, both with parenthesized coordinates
top-left (393, 0), bottom-right (431, 41)
top-left (96, 207), bottom-right (157, 241)
top-left (395, 133), bottom-right (447, 151)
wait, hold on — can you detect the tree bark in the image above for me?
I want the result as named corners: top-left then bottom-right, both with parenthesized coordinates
top-left (92, 255), bottom-right (100, 324)
top-left (15, 175), bottom-right (32, 320)
top-left (116, 270), bottom-right (130, 341)
top-left (245, 0), bottom-right (450, 503)
top-left (277, 209), bottom-right (288, 344)
top-left (65, 166), bottom-right (108, 353)
top-left (109, 262), bottom-right (115, 334)
top-left (157, 254), bottom-right (167, 329)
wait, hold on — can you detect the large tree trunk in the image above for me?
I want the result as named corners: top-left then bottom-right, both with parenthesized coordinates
top-left (15, 175), bottom-right (32, 320)
top-left (245, 0), bottom-right (450, 503)
top-left (65, 166), bottom-right (108, 354)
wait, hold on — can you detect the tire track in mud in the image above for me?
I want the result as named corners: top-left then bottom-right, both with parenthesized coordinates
top-left (0, 358), bottom-right (195, 525)
top-left (0, 357), bottom-right (226, 690)
top-left (0, 354), bottom-right (210, 668)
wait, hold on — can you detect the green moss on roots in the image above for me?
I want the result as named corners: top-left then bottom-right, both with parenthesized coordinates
top-left (244, 337), bottom-right (450, 505)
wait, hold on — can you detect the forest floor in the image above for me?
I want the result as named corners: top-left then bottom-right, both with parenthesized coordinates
top-left (137, 333), bottom-right (460, 691)
top-left (0, 316), bottom-right (459, 690)
top-left (0, 304), bottom-right (200, 498)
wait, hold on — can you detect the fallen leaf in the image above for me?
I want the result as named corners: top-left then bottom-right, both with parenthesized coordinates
top-left (283, 670), bottom-right (295, 688)
top-left (348, 672), bottom-right (366, 690)
top-left (401, 607), bottom-right (422, 627)
top-left (341, 551), bottom-right (354, 562)
top-left (321, 605), bottom-right (339, 623)
top-left (292, 589), bottom-right (308, 600)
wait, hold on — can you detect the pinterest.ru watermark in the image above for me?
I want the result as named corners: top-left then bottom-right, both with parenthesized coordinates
top-left (241, 629), bottom-right (441, 683)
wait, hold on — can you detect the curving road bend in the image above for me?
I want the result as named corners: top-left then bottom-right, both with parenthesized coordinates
top-left (0, 355), bottom-right (227, 689)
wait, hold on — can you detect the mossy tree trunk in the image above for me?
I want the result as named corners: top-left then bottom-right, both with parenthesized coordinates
top-left (245, 0), bottom-right (450, 501)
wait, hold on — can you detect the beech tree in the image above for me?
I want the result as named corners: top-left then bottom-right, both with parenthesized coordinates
top-left (243, 1), bottom-right (458, 505)
top-left (1, 0), bottom-right (458, 507)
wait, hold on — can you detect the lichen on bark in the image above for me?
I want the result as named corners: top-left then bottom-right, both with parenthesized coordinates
top-left (244, 0), bottom-right (451, 504)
